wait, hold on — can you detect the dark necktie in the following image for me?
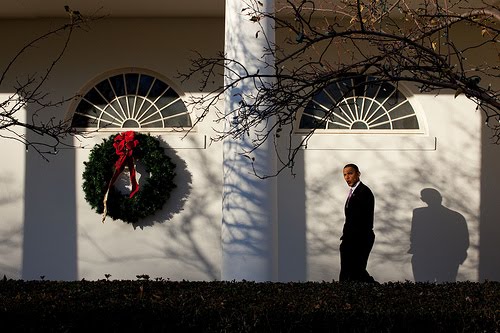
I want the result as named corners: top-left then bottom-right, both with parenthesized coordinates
top-left (346, 188), bottom-right (353, 207)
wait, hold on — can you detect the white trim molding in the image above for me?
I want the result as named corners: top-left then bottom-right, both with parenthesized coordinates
top-left (293, 134), bottom-right (437, 151)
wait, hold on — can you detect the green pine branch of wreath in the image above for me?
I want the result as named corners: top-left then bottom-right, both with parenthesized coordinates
top-left (82, 132), bottom-right (176, 223)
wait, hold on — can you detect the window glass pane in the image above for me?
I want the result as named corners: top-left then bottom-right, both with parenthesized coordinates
top-left (385, 90), bottom-right (405, 110)
top-left (164, 114), bottom-right (191, 127)
top-left (367, 108), bottom-right (386, 124)
top-left (392, 115), bottom-right (419, 129)
top-left (327, 115), bottom-right (349, 129)
top-left (328, 81), bottom-right (350, 101)
top-left (75, 100), bottom-right (95, 114)
top-left (300, 113), bottom-right (326, 129)
top-left (95, 79), bottom-right (114, 103)
top-left (109, 74), bottom-right (126, 96)
top-left (137, 75), bottom-right (154, 97)
top-left (370, 116), bottom-right (391, 129)
top-left (161, 100), bottom-right (189, 118)
top-left (138, 99), bottom-right (154, 116)
top-left (389, 100), bottom-right (413, 119)
top-left (101, 106), bottom-right (120, 127)
top-left (125, 73), bottom-right (139, 95)
top-left (156, 89), bottom-right (180, 109)
top-left (149, 80), bottom-right (168, 99)
top-left (117, 96), bottom-right (129, 114)
top-left (141, 113), bottom-right (163, 128)
top-left (375, 83), bottom-right (395, 102)
top-left (313, 89), bottom-right (336, 108)
top-left (109, 100), bottom-right (122, 117)
top-left (72, 114), bottom-right (97, 128)
top-left (83, 88), bottom-right (106, 106)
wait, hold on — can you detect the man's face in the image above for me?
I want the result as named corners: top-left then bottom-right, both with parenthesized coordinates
top-left (343, 167), bottom-right (360, 187)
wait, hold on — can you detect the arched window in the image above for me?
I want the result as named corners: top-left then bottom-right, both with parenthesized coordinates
top-left (299, 76), bottom-right (421, 133)
top-left (70, 70), bottom-right (191, 131)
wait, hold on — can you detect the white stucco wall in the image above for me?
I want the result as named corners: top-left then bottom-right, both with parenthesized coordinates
top-left (0, 18), bottom-right (224, 281)
top-left (274, 20), bottom-right (498, 283)
top-left (0, 95), bottom-right (25, 279)
top-left (296, 91), bottom-right (481, 282)
top-left (1, 15), bottom-right (499, 282)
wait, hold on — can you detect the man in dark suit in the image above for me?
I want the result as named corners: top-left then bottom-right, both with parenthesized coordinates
top-left (339, 163), bottom-right (377, 283)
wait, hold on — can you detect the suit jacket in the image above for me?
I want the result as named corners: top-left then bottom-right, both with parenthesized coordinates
top-left (341, 182), bottom-right (374, 240)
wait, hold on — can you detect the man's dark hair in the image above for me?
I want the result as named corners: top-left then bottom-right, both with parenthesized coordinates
top-left (344, 163), bottom-right (360, 173)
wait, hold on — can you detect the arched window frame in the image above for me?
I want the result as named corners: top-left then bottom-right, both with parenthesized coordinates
top-left (67, 68), bottom-right (193, 133)
top-left (296, 76), bottom-right (428, 136)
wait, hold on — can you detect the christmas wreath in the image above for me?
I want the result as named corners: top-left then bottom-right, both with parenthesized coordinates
top-left (82, 131), bottom-right (176, 223)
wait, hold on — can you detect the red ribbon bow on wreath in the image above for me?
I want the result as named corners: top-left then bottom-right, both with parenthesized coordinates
top-left (102, 131), bottom-right (140, 223)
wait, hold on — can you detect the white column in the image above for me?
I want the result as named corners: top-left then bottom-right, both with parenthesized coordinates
top-left (222, 0), bottom-right (277, 281)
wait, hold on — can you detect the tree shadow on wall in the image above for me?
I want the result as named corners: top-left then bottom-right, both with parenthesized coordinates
top-left (408, 188), bottom-right (469, 283)
top-left (0, 172), bottom-right (23, 278)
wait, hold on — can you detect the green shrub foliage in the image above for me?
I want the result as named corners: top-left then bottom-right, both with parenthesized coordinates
top-left (0, 280), bottom-right (499, 332)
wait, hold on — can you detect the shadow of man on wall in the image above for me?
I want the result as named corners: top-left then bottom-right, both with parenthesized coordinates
top-left (408, 188), bottom-right (469, 282)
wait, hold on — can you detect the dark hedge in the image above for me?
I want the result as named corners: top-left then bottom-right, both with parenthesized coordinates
top-left (0, 279), bottom-right (499, 332)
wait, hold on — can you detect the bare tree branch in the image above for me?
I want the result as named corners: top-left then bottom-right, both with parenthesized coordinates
top-left (0, 6), bottom-right (104, 160)
top-left (180, 0), bottom-right (499, 177)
